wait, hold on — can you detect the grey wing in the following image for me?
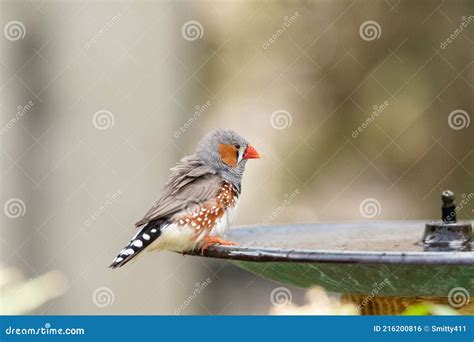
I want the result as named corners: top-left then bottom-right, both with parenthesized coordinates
top-left (135, 159), bottom-right (221, 227)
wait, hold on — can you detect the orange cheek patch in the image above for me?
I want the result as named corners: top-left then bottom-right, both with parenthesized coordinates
top-left (218, 144), bottom-right (237, 167)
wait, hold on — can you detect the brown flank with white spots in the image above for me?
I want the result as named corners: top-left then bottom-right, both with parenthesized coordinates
top-left (176, 181), bottom-right (238, 240)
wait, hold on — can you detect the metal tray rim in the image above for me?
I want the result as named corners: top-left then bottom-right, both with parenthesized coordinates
top-left (190, 221), bottom-right (474, 265)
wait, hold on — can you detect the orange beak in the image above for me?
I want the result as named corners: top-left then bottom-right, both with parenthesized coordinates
top-left (243, 144), bottom-right (260, 159)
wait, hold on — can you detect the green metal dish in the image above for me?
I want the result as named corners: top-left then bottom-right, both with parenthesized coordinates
top-left (194, 222), bottom-right (473, 297)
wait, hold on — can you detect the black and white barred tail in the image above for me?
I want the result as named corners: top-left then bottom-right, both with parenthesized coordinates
top-left (109, 219), bottom-right (165, 269)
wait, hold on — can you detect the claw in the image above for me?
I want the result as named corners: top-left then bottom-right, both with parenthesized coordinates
top-left (200, 236), bottom-right (238, 255)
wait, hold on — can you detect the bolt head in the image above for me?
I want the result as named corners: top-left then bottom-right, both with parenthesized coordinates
top-left (442, 190), bottom-right (455, 205)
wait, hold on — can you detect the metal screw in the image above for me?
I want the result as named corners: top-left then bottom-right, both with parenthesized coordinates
top-left (441, 190), bottom-right (456, 223)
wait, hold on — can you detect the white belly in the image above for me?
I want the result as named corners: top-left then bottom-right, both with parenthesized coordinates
top-left (147, 205), bottom-right (237, 253)
top-left (149, 223), bottom-right (197, 252)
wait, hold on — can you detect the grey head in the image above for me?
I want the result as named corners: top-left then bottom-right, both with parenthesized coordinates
top-left (196, 129), bottom-right (260, 191)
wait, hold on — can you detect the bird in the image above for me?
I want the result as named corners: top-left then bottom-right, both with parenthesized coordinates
top-left (110, 129), bottom-right (260, 268)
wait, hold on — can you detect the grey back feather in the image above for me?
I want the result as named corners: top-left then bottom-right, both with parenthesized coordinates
top-left (135, 155), bottom-right (221, 227)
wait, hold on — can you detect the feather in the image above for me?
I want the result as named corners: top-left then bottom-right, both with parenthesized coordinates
top-left (135, 155), bottom-right (221, 227)
top-left (109, 219), bottom-right (165, 268)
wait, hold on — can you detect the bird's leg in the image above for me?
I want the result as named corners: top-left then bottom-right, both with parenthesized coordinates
top-left (200, 236), bottom-right (238, 255)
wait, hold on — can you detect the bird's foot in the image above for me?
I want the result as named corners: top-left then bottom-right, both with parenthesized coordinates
top-left (200, 236), bottom-right (238, 255)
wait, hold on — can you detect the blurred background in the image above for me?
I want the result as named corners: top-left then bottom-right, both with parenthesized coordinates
top-left (1, 0), bottom-right (472, 314)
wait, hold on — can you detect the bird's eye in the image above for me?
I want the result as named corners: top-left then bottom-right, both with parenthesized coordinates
top-left (235, 144), bottom-right (240, 150)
